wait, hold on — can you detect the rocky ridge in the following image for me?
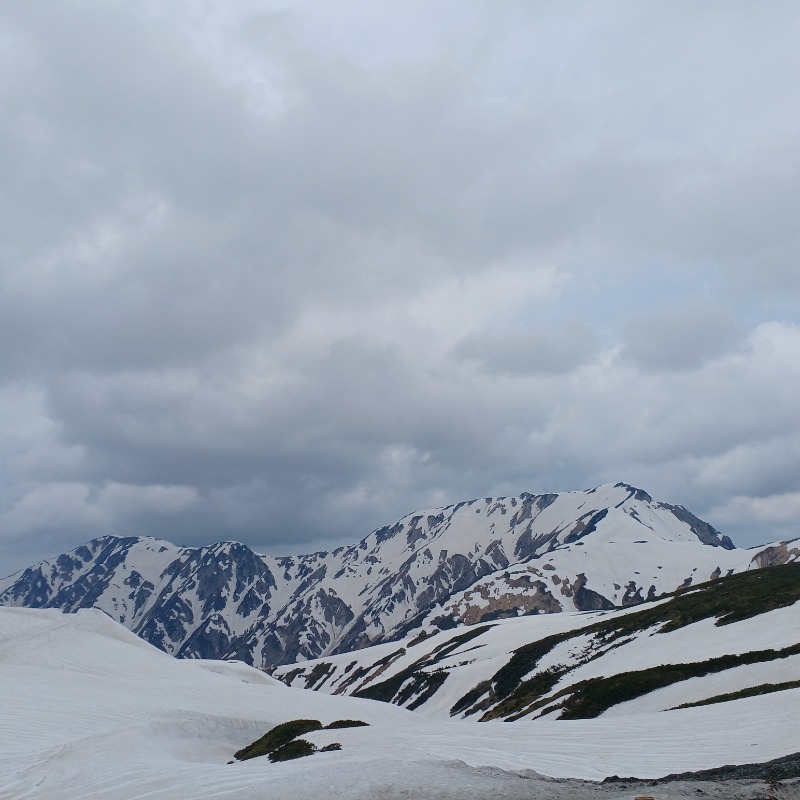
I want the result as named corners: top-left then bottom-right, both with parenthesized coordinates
top-left (1, 482), bottom-right (795, 668)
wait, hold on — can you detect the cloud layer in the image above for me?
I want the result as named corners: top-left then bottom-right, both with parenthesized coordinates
top-left (2, 1), bottom-right (800, 573)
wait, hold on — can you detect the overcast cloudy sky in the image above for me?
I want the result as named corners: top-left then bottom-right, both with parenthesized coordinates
top-left (2, 1), bottom-right (800, 575)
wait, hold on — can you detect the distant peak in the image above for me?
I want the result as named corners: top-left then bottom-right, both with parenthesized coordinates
top-left (611, 483), bottom-right (654, 504)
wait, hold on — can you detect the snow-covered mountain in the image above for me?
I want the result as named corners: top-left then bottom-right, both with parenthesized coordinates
top-left (274, 562), bottom-right (800, 722)
top-left (1, 482), bottom-right (797, 668)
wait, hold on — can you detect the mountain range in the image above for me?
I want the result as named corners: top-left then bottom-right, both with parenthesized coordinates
top-left (1, 482), bottom-right (797, 668)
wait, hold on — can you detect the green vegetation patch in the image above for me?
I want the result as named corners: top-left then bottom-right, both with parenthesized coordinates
top-left (578, 561), bottom-right (800, 644)
top-left (354, 626), bottom-right (491, 707)
top-left (499, 667), bottom-right (570, 721)
top-left (587, 561), bottom-right (800, 640)
top-left (478, 562), bottom-right (800, 719)
top-left (267, 738), bottom-right (317, 762)
top-left (324, 719), bottom-right (369, 729)
top-left (426, 625), bottom-right (492, 661)
top-left (672, 679), bottom-right (800, 710)
top-left (408, 629), bottom-right (434, 647)
top-left (334, 648), bottom-right (406, 695)
top-left (354, 662), bottom-right (449, 707)
top-left (646, 561), bottom-right (800, 631)
top-left (402, 668), bottom-right (450, 710)
top-left (557, 642), bottom-right (800, 719)
top-left (477, 631), bottom-right (574, 720)
top-left (234, 719), bottom-right (323, 761)
top-left (353, 664), bottom-right (422, 703)
top-left (491, 631), bottom-right (569, 700)
top-left (303, 661), bottom-right (334, 689)
top-left (450, 679), bottom-right (492, 716)
top-left (235, 718), bottom-right (355, 763)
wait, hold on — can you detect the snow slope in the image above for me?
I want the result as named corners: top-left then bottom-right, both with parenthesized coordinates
top-left (1, 606), bottom-right (799, 800)
top-left (3, 483), bottom-right (796, 669)
top-left (273, 563), bottom-right (800, 723)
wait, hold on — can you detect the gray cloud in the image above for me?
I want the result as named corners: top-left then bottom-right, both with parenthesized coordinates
top-left (453, 322), bottom-right (596, 375)
top-left (621, 302), bottom-right (747, 372)
top-left (1, 1), bottom-right (800, 576)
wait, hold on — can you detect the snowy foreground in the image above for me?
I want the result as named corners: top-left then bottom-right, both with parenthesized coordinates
top-left (2, 607), bottom-right (798, 800)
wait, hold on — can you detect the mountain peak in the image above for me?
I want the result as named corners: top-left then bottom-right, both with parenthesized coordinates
top-left (0, 484), bottom-right (785, 668)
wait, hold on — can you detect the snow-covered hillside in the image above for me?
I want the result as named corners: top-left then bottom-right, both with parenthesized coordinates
top-left (1, 603), bottom-right (799, 799)
top-left (274, 563), bottom-right (800, 722)
top-left (1, 483), bottom-right (797, 668)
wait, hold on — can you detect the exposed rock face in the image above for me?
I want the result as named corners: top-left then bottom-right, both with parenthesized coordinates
top-left (436, 577), bottom-right (563, 626)
top-left (656, 503), bottom-right (735, 549)
top-left (750, 541), bottom-right (800, 568)
top-left (0, 482), bottom-right (794, 668)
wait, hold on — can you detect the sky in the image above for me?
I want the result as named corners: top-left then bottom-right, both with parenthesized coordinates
top-left (1, 0), bottom-right (800, 576)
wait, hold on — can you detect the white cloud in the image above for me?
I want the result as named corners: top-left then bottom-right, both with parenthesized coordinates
top-left (708, 492), bottom-right (800, 546)
top-left (711, 492), bottom-right (800, 526)
top-left (2, 483), bottom-right (107, 538)
top-left (408, 263), bottom-right (569, 348)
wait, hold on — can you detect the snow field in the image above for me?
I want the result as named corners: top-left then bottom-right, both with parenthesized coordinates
top-left (2, 606), bottom-right (800, 799)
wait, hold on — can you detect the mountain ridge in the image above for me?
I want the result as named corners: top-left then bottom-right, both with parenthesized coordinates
top-left (1, 482), bottom-right (796, 668)
top-left (273, 562), bottom-right (800, 723)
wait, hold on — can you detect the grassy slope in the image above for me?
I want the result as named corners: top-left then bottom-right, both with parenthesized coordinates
top-left (462, 562), bottom-right (800, 720)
